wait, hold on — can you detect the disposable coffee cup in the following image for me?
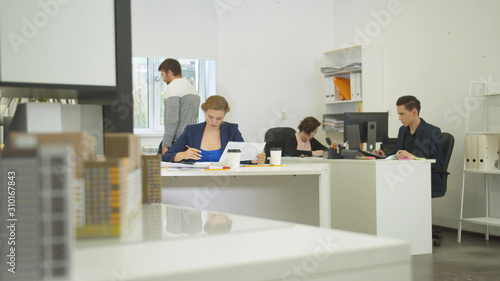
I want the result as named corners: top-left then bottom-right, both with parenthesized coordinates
top-left (270, 147), bottom-right (282, 165)
top-left (227, 149), bottom-right (241, 170)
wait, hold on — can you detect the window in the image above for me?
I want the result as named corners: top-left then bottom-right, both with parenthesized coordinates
top-left (132, 58), bottom-right (216, 134)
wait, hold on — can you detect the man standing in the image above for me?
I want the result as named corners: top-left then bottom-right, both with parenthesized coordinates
top-left (373, 95), bottom-right (445, 197)
top-left (159, 58), bottom-right (200, 155)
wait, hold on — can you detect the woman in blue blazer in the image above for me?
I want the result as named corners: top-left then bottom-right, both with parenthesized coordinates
top-left (163, 95), bottom-right (266, 164)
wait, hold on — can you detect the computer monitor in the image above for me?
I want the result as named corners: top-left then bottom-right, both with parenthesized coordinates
top-left (343, 112), bottom-right (389, 151)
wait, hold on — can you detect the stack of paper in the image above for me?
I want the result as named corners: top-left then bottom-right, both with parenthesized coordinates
top-left (323, 114), bottom-right (344, 130)
top-left (339, 62), bottom-right (362, 71)
top-left (320, 62), bottom-right (362, 75)
top-left (321, 66), bottom-right (340, 74)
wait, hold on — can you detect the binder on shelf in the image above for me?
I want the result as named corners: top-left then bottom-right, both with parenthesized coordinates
top-left (349, 72), bottom-right (362, 100)
top-left (350, 74), bottom-right (356, 100)
top-left (464, 135), bottom-right (472, 170)
top-left (477, 134), bottom-right (500, 170)
top-left (324, 77), bottom-right (332, 102)
top-left (477, 135), bottom-right (486, 170)
top-left (330, 77), bottom-right (337, 101)
top-left (355, 72), bottom-right (362, 100)
top-left (471, 135), bottom-right (478, 170)
top-left (333, 76), bottom-right (351, 100)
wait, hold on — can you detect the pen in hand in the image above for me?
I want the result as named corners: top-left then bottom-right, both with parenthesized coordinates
top-left (186, 145), bottom-right (200, 151)
top-left (185, 145), bottom-right (202, 160)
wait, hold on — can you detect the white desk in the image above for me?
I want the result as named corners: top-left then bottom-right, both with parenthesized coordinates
top-left (282, 157), bottom-right (434, 255)
top-left (161, 164), bottom-right (331, 227)
top-left (75, 204), bottom-right (411, 281)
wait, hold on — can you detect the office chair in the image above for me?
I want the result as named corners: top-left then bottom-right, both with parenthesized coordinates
top-left (380, 137), bottom-right (397, 155)
top-left (158, 141), bottom-right (163, 155)
top-left (263, 127), bottom-right (296, 162)
top-left (432, 132), bottom-right (454, 246)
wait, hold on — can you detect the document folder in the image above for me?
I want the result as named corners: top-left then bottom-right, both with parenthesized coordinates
top-left (324, 77), bottom-right (332, 102)
top-left (349, 72), bottom-right (361, 101)
top-left (477, 135), bottom-right (500, 170)
top-left (478, 135), bottom-right (486, 170)
top-left (471, 135), bottom-right (478, 170)
top-left (333, 76), bottom-right (351, 100)
top-left (464, 135), bottom-right (472, 170)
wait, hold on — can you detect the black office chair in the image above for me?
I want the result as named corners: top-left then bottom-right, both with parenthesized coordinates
top-left (432, 132), bottom-right (454, 246)
top-left (263, 127), bottom-right (296, 162)
top-left (380, 137), bottom-right (397, 155)
top-left (158, 141), bottom-right (163, 155)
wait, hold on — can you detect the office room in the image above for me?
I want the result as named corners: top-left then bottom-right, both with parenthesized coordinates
top-left (1, 0), bottom-right (500, 280)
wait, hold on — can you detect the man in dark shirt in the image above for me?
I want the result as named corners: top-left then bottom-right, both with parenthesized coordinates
top-left (374, 95), bottom-right (445, 197)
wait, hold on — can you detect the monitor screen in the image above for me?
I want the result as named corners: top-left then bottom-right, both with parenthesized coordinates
top-left (343, 112), bottom-right (389, 144)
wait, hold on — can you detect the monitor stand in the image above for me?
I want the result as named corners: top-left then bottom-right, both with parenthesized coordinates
top-left (366, 121), bottom-right (377, 152)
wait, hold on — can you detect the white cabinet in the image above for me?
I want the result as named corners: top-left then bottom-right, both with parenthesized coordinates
top-left (458, 89), bottom-right (500, 242)
top-left (321, 45), bottom-right (383, 132)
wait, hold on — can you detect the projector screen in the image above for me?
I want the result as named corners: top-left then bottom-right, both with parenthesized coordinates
top-left (0, 0), bottom-right (116, 87)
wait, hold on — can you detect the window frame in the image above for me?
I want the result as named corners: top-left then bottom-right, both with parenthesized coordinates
top-left (133, 58), bottom-right (215, 136)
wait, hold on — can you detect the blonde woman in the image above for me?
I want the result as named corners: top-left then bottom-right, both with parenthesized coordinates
top-left (163, 95), bottom-right (265, 164)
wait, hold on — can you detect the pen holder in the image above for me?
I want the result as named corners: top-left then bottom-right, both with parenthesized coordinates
top-left (327, 148), bottom-right (344, 159)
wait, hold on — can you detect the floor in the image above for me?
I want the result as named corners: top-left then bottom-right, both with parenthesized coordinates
top-left (412, 229), bottom-right (500, 281)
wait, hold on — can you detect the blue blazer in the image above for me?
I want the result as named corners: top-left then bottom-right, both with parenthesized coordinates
top-left (162, 122), bottom-right (244, 162)
top-left (394, 118), bottom-right (445, 197)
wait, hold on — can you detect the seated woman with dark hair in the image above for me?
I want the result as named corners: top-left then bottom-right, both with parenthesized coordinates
top-left (284, 116), bottom-right (327, 157)
top-left (163, 95), bottom-right (265, 164)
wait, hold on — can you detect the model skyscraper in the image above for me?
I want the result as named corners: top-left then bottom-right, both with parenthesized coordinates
top-left (0, 143), bottom-right (73, 281)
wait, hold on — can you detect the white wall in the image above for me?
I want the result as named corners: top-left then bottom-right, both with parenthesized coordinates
top-left (216, 0), bottom-right (334, 142)
top-left (332, 0), bottom-right (500, 234)
top-left (131, 0), bottom-right (217, 59)
top-left (134, 0), bottom-right (335, 148)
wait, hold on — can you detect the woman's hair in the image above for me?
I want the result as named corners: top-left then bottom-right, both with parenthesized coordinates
top-left (201, 95), bottom-right (230, 113)
top-left (298, 116), bottom-right (321, 135)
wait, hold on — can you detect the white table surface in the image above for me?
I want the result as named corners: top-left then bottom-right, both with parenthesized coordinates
top-left (161, 163), bottom-right (331, 228)
top-left (281, 156), bottom-right (435, 165)
top-left (282, 157), bottom-right (434, 255)
top-left (161, 163), bottom-right (329, 176)
top-left (74, 204), bottom-right (411, 281)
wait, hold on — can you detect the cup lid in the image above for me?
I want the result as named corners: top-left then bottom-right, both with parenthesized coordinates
top-left (228, 149), bottom-right (241, 153)
top-left (270, 147), bottom-right (282, 151)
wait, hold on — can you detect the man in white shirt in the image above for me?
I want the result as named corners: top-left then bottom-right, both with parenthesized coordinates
top-left (159, 58), bottom-right (200, 155)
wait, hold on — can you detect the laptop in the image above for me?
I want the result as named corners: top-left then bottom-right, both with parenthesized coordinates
top-left (345, 125), bottom-right (385, 159)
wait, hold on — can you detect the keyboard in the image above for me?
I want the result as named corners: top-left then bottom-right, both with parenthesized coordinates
top-left (359, 150), bottom-right (386, 159)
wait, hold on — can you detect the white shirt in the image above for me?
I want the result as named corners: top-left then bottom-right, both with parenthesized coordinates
top-left (165, 78), bottom-right (199, 99)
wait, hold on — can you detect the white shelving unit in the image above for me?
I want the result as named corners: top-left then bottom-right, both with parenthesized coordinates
top-left (321, 45), bottom-right (383, 133)
top-left (458, 82), bottom-right (500, 242)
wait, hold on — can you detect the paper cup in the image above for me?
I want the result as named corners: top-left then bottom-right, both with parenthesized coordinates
top-left (270, 147), bottom-right (282, 165)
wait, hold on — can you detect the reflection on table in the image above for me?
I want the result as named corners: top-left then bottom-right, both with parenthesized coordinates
top-left (77, 204), bottom-right (292, 248)
top-left (74, 204), bottom-right (411, 281)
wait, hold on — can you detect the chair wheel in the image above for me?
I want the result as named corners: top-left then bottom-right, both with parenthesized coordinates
top-left (432, 233), bottom-right (443, 246)
top-left (433, 239), bottom-right (442, 246)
